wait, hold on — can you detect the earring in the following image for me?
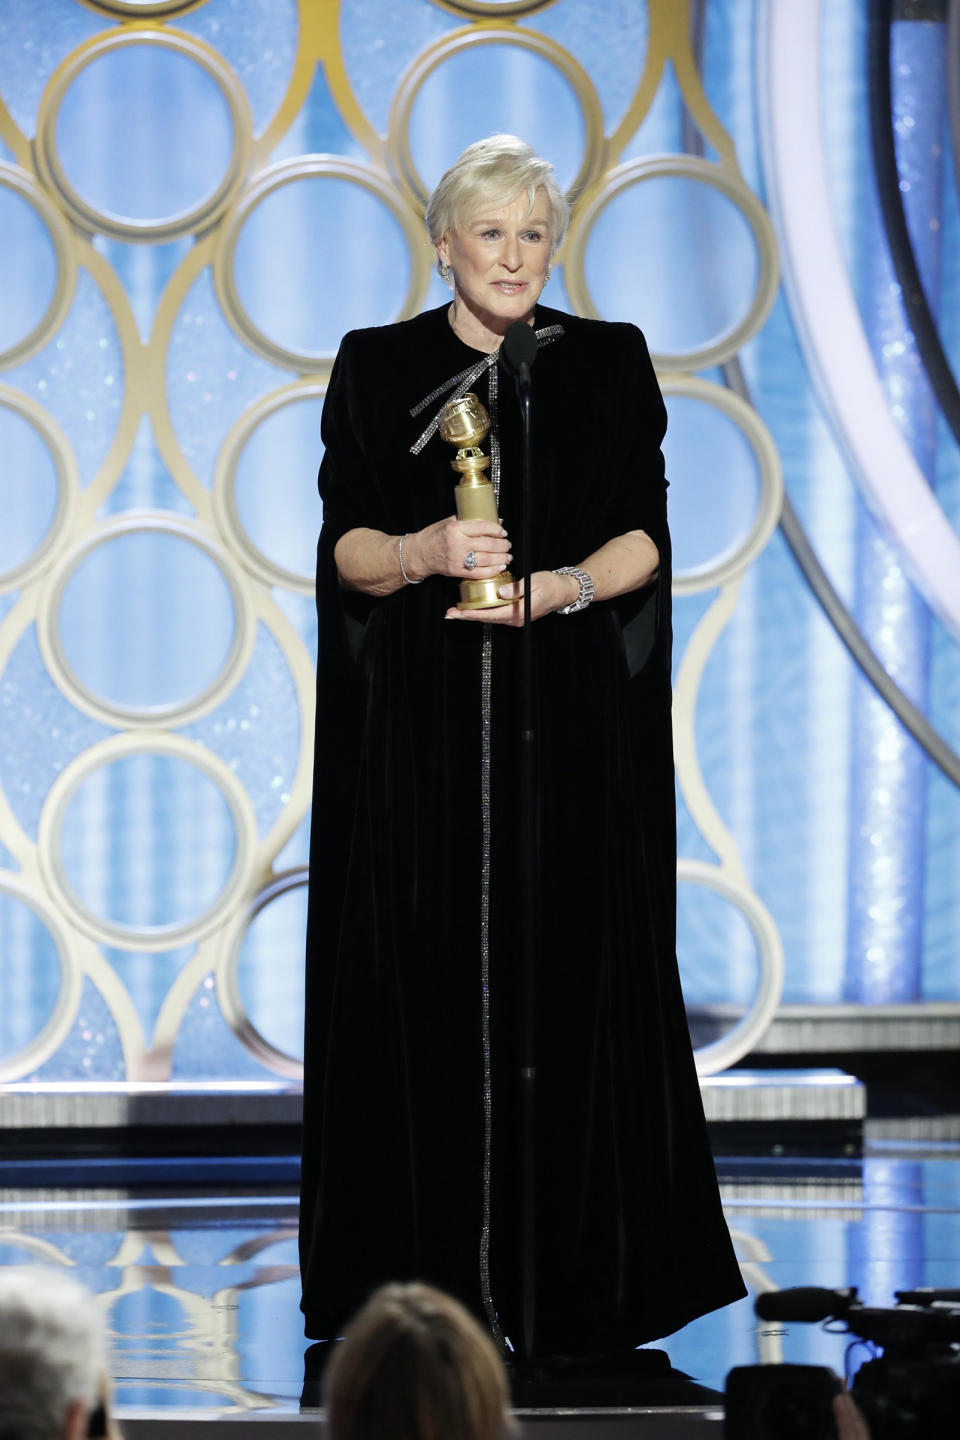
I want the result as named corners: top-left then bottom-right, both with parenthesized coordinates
top-left (543, 265), bottom-right (552, 286)
top-left (439, 260), bottom-right (451, 283)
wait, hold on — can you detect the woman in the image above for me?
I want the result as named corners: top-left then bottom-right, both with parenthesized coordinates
top-left (300, 135), bottom-right (745, 1356)
top-left (324, 1283), bottom-right (514, 1440)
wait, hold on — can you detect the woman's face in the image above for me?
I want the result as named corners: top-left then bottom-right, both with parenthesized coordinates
top-left (437, 188), bottom-right (552, 329)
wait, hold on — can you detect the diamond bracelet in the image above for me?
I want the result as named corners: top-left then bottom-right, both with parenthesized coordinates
top-left (553, 565), bottom-right (595, 614)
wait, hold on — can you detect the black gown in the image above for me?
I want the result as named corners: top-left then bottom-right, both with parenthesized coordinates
top-left (299, 302), bottom-right (745, 1352)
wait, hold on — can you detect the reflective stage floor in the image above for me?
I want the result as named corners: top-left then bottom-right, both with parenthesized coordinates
top-left (0, 1146), bottom-right (958, 1424)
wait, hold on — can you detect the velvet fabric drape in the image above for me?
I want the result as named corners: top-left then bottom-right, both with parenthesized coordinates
top-left (299, 303), bottom-right (745, 1352)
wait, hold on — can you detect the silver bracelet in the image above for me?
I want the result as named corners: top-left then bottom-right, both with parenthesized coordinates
top-left (553, 565), bottom-right (594, 614)
top-left (398, 534), bottom-right (423, 585)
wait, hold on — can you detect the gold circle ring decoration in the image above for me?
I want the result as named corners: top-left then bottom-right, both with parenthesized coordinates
top-left (0, 386), bottom-right (78, 593)
top-left (36, 512), bottom-right (255, 729)
top-left (564, 154), bottom-right (780, 373)
top-left (213, 380), bottom-right (325, 597)
top-left (429, 0), bottom-right (561, 16)
top-left (660, 376), bottom-right (783, 596)
top-left (213, 156), bottom-right (429, 372)
top-left (79, 0), bottom-right (211, 15)
top-left (387, 27), bottom-right (606, 213)
top-left (216, 865), bottom-right (307, 1079)
top-left (0, 872), bottom-right (83, 1083)
top-left (0, 164), bottom-right (77, 369)
top-left (678, 860), bottom-right (785, 1077)
top-left (37, 730), bottom-right (257, 953)
top-left (34, 28), bottom-right (252, 244)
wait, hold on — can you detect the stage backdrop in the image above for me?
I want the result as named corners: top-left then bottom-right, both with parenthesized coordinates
top-left (0, 0), bottom-right (957, 1086)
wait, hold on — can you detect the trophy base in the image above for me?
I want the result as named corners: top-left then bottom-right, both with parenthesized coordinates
top-left (457, 571), bottom-right (515, 610)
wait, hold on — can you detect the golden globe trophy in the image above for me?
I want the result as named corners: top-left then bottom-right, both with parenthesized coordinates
top-left (438, 393), bottom-right (514, 610)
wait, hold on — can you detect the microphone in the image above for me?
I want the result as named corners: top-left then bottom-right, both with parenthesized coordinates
top-left (500, 321), bottom-right (539, 391)
top-left (755, 1287), bottom-right (858, 1323)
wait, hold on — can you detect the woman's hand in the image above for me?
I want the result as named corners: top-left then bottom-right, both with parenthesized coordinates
top-left (833, 1392), bottom-right (871, 1440)
top-left (407, 516), bottom-right (512, 582)
top-left (445, 571), bottom-right (577, 625)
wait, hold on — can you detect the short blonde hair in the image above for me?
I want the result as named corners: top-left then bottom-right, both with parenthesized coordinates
top-left (0, 1268), bottom-right (106, 1440)
top-left (324, 1283), bottom-right (515, 1440)
top-left (426, 135), bottom-right (568, 255)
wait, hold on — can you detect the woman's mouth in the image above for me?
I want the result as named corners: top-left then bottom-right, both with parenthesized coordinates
top-left (492, 281), bottom-right (526, 294)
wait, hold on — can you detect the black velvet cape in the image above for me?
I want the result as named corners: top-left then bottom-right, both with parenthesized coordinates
top-left (300, 302), bottom-right (745, 1352)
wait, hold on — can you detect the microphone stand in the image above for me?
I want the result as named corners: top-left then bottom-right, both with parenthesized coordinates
top-left (513, 355), bottom-right (537, 1366)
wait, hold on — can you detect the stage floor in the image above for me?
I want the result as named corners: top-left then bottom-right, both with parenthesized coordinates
top-left (0, 1144), bottom-right (957, 1418)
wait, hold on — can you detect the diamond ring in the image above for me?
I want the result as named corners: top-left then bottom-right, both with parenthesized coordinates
top-left (464, 550), bottom-right (477, 571)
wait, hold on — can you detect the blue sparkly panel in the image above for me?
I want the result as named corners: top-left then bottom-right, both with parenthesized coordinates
top-left (180, 622), bottom-right (301, 839)
top-left (24, 974), bottom-right (125, 1081)
top-left (235, 882), bottom-right (306, 1062)
top-left (0, 402), bottom-right (60, 576)
top-left (166, 269), bottom-right (288, 488)
top-left (171, 971), bottom-right (277, 1079)
top-left (93, 236), bottom-right (194, 348)
top-left (57, 527), bottom-right (237, 713)
top-left (662, 393), bottom-right (761, 574)
top-left (620, 56), bottom-right (686, 161)
top-left (407, 44), bottom-right (585, 197)
top-left (586, 176), bottom-right (759, 352)
top-left (233, 395), bottom-right (324, 581)
top-left (178, 0), bottom-right (299, 139)
top-left (97, 415), bottom-right (195, 518)
top-left (268, 60), bottom-right (366, 164)
top-left (338, 0), bottom-right (456, 138)
top-left (270, 589), bottom-right (317, 670)
top-left (232, 175), bottom-right (411, 354)
top-left (0, 887), bottom-right (62, 1062)
top-left (58, 753), bottom-right (237, 933)
top-left (3, 267), bottom-right (124, 489)
top-left (0, 625), bottom-right (114, 841)
top-left (844, 17), bottom-right (945, 1004)
top-left (699, 0), bottom-right (761, 193)
top-left (100, 944), bottom-right (196, 1042)
top-left (273, 809), bottom-right (310, 871)
top-left (55, 45), bottom-right (235, 225)
top-left (527, 0), bottom-right (648, 134)
top-left (676, 881), bottom-right (759, 1011)
top-left (0, 184), bottom-right (57, 354)
top-left (0, 0), bottom-right (105, 138)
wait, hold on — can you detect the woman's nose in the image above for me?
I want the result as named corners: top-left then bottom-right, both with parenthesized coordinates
top-left (500, 235), bottom-right (521, 270)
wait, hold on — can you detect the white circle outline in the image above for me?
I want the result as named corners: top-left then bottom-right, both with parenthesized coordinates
top-left (661, 376), bottom-right (783, 594)
top-left (387, 26), bottom-right (606, 212)
top-left (213, 382), bottom-right (326, 596)
top-left (564, 154), bottom-right (780, 372)
top-left (0, 385), bottom-right (78, 593)
top-left (680, 860), bottom-right (784, 1076)
top-left (0, 871), bottom-right (82, 1082)
top-left (213, 156), bottom-right (429, 372)
top-left (429, 0), bottom-right (560, 17)
top-left (216, 866), bottom-right (307, 1079)
top-left (36, 512), bottom-right (254, 729)
top-left (81, 0), bottom-right (209, 15)
top-left (37, 731), bottom-right (257, 952)
top-left (34, 28), bottom-right (252, 243)
top-left (0, 164), bottom-right (77, 368)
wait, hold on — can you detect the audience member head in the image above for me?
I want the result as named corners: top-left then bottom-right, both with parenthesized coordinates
top-left (325, 1282), bottom-right (514, 1440)
top-left (0, 1268), bottom-right (109, 1440)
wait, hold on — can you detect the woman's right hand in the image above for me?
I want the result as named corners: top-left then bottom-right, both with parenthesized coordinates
top-left (406, 517), bottom-right (512, 582)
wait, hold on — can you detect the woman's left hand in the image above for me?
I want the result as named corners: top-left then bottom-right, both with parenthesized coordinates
top-left (445, 571), bottom-right (577, 625)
